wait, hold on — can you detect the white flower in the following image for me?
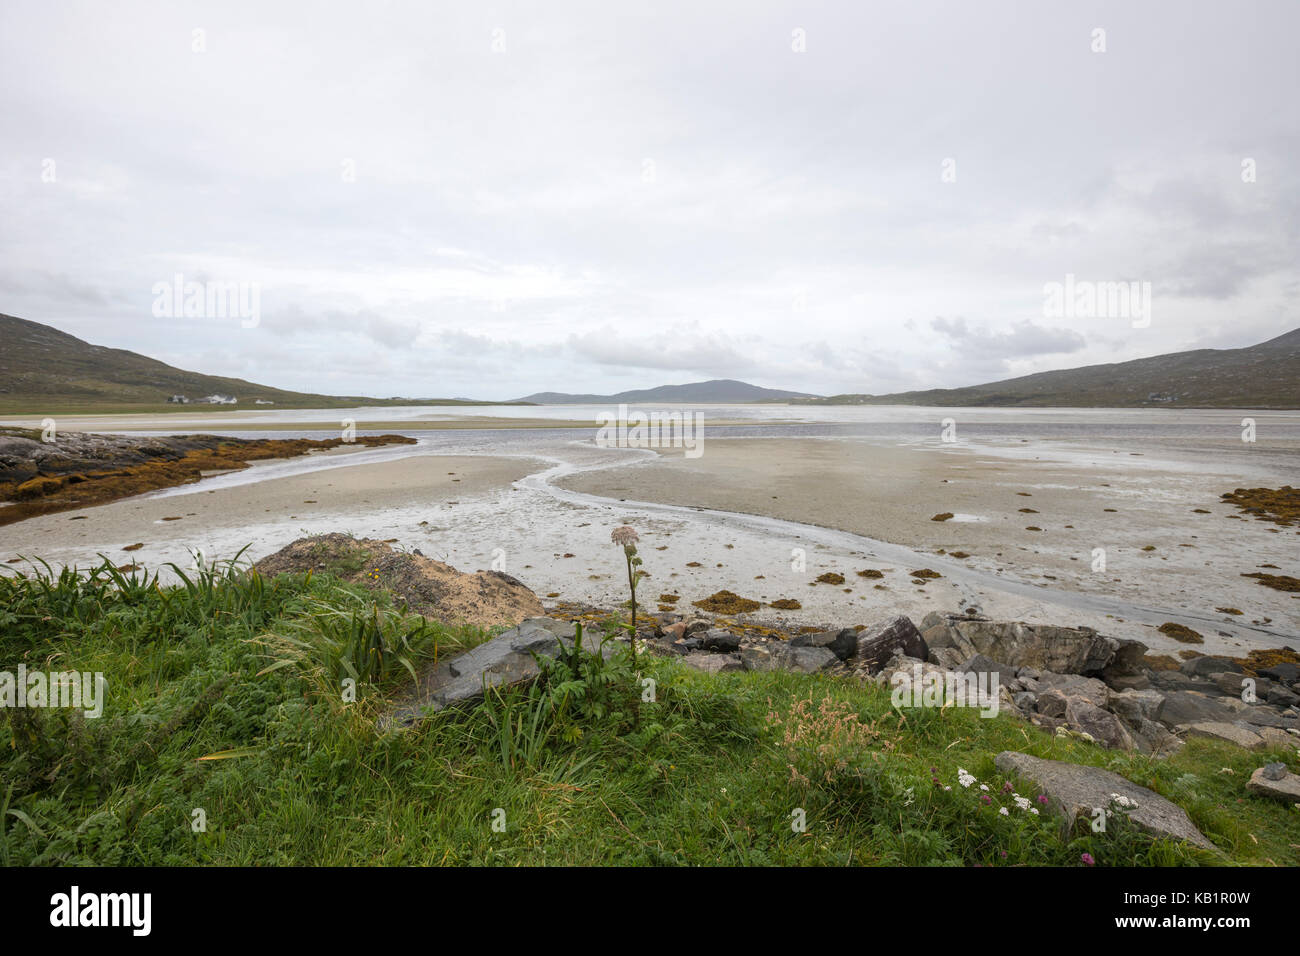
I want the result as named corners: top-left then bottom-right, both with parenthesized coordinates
top-left (999, 807), bottom-right (1009, 816)
top-left (1014, 796), bottom-right (1031, 811)
top-left (957, 769), bottom-right (976, 788)
top-left (979, 784), bottom-right (989, 792)
top-left (1030, 808), bottom-right (1039, 815)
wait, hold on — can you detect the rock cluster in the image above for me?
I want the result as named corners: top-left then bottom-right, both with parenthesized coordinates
top-left (642, 606), bottom-right (1300, 756)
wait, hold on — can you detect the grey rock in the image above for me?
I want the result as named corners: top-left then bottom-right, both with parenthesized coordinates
top-left (1180, 656), bottom-right (1244, 678)
top-left (1035, 689), bottom-right (1069, 718)
top-left (995, 751), bottom-right (1215, 849)
top-left (930, 619), bottom-right (1132, 675)
top-left (700, 628), bottom-right (741, 652)
top-left (1212, 672), bottom-right (1270, 699)
top-left (1178, 722), bottom-right (1264, 749)
top-left (1036, 672), bottom-right (1109, 708)
top-left (1063, 697), bottom-right (1135, 750)
top-left (1266, 685), bottom-right (1300, 708)
top-left (928, 646), bottom-right (966, 670)
top-left (854, 615), bottom-right (926, 672)
top-left (682, 652), bottom-right (744, 674)
top-left (1109, 689), bottom-right (1166, 725)
top-left (1106, 673), bottom-right (1152, 692)
top-left (1246, 766), bottom-right (1300, 802)
top-left (1261, 762), bottom-right (1287, 781)
top-left (960, 653), bottom-right (1018, 687)
top-left (742, 643), bottom-right (839, 674)
top-left (1012, 691), bottom-right (1038, 712)
top-left (1260, 662), bottom-right (1300, 683)
top-left (1157, 690), bottom-right (1238, 729)
top-left (791, 627), bottom-right (858, 660)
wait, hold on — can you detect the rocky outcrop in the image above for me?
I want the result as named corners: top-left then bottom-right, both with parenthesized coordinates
top-left (256, 534), bottom-right (544, 628)
top-left (1246, 763), bottom-right (1300, 802)
top-left (995, 752), bottom-right (1216, 850)
top-left (920, 612), bottom-right (1144, 677)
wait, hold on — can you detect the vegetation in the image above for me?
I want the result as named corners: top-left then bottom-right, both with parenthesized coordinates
top-left (0, 554), bottom-right (1297, 866)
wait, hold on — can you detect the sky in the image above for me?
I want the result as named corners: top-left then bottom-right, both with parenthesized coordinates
top-left (1, 0), bottom-right (1297, 401)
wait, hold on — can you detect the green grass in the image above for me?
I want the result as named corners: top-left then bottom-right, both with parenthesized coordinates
top-left (0, 554), bottom-right (1297, 866)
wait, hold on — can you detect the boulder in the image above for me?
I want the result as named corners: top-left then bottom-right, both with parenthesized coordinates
top-left (1036, 672), bottom-right (1110, 708)
top-left (700, 628), bottom-right (742, 652)
top-left (1259, 662), bottom-right (1300, 683)
top-left (995, 752), bottom-right (1216, 850)
top-left (1108, 689), bottom-right (1166, 726)
top-left (924, 618), bottom-right (1131, 675)
top-left (960, 653), bottom-right (1018, 688)
top-left (1178, 722), bottom-right (1264, 749)
top-left (854, 616), bottom-right (926, 673)
top-left (1063, 697), bottom-right (1135, 750)
top-left (742, 643), bottom-right (839, 674)
top-left (791, 627), bottom-right (858, 660)
top-left (1180, 656), bottom-right (1244, 678)
top-left (682, 652), bottom-right (744, 674)
top-left (1156, 691), bottom-right (1239, 729)
top-left (1246, 766), bottom-right (1300, 802)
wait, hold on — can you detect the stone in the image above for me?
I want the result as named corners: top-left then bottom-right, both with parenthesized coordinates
top-left (1180, 656), bottom-right (1244, 678)
top-left (791, 627), bottom-right (858, 660)
top-left (682, 652), bottom-right (744, 674)
top-left (1157, 691), bottom-right (1238, 729)
top-left (1063, 697), bottom-right (1135, 750)
top-left (1256, 726), bottom-right (1300, 749)
top-left (1035, 689), bottom-right (1069, 719)
top-left (1266, 685), bottom-right (1300, 708)
top-left (854, 615), bottom-right (926, 672)
top-left (995, 751), bottom-right (1216, 849)
top-left (1106, 673), bottom-right (1152, 692)
top-left (1260, 662), bottom-right (1300, 683)
top-left (928, 646), bottom-right (966, 670)
top-left (1131, 718), bottom-right (1184, 756)
top-left (1212, 672), bottom-right (1270, 698)
top-left (1102, 639), bottom-right (1151, 679)
top-left (929, 618), bottom-right (1127, 675)
top-left (1246, 766), bottom-right (1300, 802)
top-left (700, 628), bottom-right (741, 652)
top-left (1108, 689), bottom-right (1166, 725)
top-left (1261, 762), bottom-right (1287, 781)
top-left (1036, 672), bottom-right (1110, 708)
top-left (1178, 722), bottom-right (1264, 749)
top-left (742, 643), bottom-right (838, 674)
top-left (960, 653), bottom-right (1018, 687)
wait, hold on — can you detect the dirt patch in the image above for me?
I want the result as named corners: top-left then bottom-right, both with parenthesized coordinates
top-left (691, 590), bottom-right (762, 614)
top-left (1157, 622), bottom-right (1204, 644)
top-left (254, 533), bottom-right (543, 629)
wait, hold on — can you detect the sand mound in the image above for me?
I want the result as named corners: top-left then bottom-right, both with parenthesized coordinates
top-left (255, 533), bottom-right (543, 629)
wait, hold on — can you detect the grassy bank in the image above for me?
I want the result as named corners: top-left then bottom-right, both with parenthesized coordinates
top-left (1, 555), bottom-right (1296, 866)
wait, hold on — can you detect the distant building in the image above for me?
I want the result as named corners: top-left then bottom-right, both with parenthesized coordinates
top-left (254, 399), bottom-right (274, 405)
top-left (167, 394), bottom-right (188, 404)
top-left (197, 394), bottom-right (238, 404)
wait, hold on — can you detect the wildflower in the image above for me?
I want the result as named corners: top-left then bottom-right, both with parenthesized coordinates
top-left (979, 783), bottom-right (989, 792)
top-left (1037, 795), bottom-right (1049, 805)
top-left (1013, 796), bottom-right (1031, 811)
top-left (958, 769), bottom-right (976, 788)
top-left (1029, 808), bottom-right (1039, 815)
top-left (1001, 781), bottom-right (1013, 793)
top-left (611, 525), bottom-right (639, 552)
top-left (998, 807), bottom-right (1009, 816)
top-left (1081, 852), bottom-right (1095, 866)
top-left (979, 794), bottom-right (992, 806)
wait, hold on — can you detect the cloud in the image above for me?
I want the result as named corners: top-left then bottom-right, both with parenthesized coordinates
top-left (929, 318), bottom-right (1088, 360)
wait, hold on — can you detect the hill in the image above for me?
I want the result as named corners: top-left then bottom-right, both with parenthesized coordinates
top-left (514, 379), bottom-right (818, 404)
top-left (798, 328), bottom-right (1300, 408)
top-left (0, 313), bottom-right (508, 412)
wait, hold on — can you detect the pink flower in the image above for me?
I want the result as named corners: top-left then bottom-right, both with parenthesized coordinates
top-left (611, 526), bottom-right (639, 551)
top-left (1081, 852), bottom-right (1095, 866)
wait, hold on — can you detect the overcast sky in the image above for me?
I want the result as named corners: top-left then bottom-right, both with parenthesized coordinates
top-left (2, 0), bottom-right (1297, 400)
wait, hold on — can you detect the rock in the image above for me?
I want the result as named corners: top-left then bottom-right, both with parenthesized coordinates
top-left (682, 652), bottom-right (744, 674)
top-left (387, 617), bottom-right (599, 723)
top-left (1035, 689), bottom-right (1069, 718)
top-left (1179, 722), bottom-right (1264, 749)
top-left (742, 643), bottom-right (839, 674)
top-left (1131, 718), bottom-right (1184, 756)
top-left (1256, 726), bottom-right (1300, 749)
top-left (928, 646), bottom-right (966, 670)
top-left (1109, 689), bottom-right (1166, 725)
top-left (1261, 762), bottom-right (1287, 781)
top-left (854, 615), bottom-right (926, 672)
top-left (1266, 685), bottom-right (1300, 708)
top-left (1212, 672), bottom-right (1270, 698)
top-left (995, 752), bottom-right (1216, 850)
top-left (1106, 673), bottom-right (1152, 691)
top-left (791, 627), bottom-right (858, 660)
top-left (1260, 662), bottom-right (1300, 683)
top-left (1246, 766), bottom-right (1300, 802)
top-left (1063, 697), bottom-right (1135, 750)
top-left (1180, 656), bottom-right (1244, 678)
top-left (700, 628), bottom-right (741, 652)
top-left (1157, 690), bottom-right (1239, 729)
top-left (1036, 672), bottom-right (1110, 708)
top-left (662, 621), bottom-right (687, 641)
top-left (925, 618), bottom-right (1128, 675)
top-left (960, 653), bottom-right (1018, 687)
top-left (256, 533), bottom-right (544, 628)
top-left (1012, 691), bottom-right (1038, 713)
top-left (1102, 639), bottom-right (1151, 679)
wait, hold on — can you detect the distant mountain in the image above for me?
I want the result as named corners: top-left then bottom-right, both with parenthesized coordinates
top-left (798, 328), bottom-right (1300, 408)
top-left (513, 379), bottom-right (819, 404)
top-left (0, 313), bottom-right (510, 412)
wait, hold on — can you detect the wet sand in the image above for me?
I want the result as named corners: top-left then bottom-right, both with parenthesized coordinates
top-left (1, 453), bottom-right (536, 574)
top-left (558, 436), bottom-right (1300, 648)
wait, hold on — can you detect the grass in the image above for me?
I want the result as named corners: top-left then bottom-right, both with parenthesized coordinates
top-left (0, 553), bottom-right (1297, 866)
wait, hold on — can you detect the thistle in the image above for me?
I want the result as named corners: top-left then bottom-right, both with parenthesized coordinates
top-left (611, 525), bottom-right (644, 669)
